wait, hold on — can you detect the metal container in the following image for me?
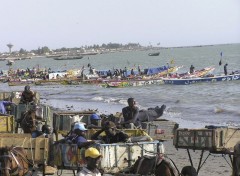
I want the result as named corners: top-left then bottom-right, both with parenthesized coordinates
top-left (53, 141), bottom-right (163, 173)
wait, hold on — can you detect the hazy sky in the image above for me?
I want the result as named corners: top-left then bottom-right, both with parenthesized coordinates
top-left (1, 0), bottom-right (240, 52)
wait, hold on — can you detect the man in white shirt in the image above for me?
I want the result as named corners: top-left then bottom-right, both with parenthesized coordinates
top-left (78, 147), bottom-right (102, 176)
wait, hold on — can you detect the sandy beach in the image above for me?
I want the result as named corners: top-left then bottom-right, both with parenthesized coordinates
top-left (163, 139), bottom-right (232, 176)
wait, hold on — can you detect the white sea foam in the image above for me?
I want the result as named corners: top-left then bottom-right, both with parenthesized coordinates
top-left (92, 96), bottom-right (104, 101)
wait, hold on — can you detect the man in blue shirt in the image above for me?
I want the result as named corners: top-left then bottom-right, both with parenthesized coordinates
top-left (0, 101), bottom-right (14, 115)
top-left (71, 122), bottom-right (95, 148)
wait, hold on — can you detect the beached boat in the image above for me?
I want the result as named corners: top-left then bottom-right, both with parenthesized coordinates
top-left (34, 78), bottom-right (81, 86)
top-left (46, 55), bottom-right (63, 58)
top-left (102, 78), bottom-right (165, 88)
top-left (162, 73), bottom-right (240, 85)
top-left (53, 55), bottom-right (83, 60)
top-left (148, 52), bottom-right (160, 56)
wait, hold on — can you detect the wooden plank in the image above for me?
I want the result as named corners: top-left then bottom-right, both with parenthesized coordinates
top-left (0, 115), bottom-right (14, 132)
top-left (0, 135), bottom-right (49, 163)
top-left (0, 133), bottom-right (32, 138)
top-left (44, 138), bottom-right (49, 160)
top-left (34, 138), bottom-right (40, 161)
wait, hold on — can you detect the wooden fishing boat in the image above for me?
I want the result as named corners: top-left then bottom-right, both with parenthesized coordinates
top-left (162, 73), bottom-right (240, 85)
top-left (53, 56), bottom-right (83, 60)
top-left (34, 78), bottom-right (81, 86)
top-left (148, 52), bottom-right (160, 56)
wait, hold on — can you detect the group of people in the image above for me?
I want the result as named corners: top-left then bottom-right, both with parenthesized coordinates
top-left (0, 85), bottom-right (158, 175)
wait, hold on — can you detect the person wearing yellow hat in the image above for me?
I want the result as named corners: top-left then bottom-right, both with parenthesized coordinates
top-left (91, 121), bottom-right (129, 144)
top-left (77, 147), bottom-right (102, 176)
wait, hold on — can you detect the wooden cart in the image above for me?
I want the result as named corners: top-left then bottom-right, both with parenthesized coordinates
top-left (53, 141), bottom-right (163, 175)
top-left (0, 133), bottom-right (55, 175)
top-left (173, 126), bottom-right (240, 174)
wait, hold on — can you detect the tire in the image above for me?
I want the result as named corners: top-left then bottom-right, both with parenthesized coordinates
top-left (181, 166), bottom-right (197, 176)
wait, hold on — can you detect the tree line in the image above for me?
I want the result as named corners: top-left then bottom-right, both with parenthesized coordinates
top-left (16, 43), bottom-right (142, 55)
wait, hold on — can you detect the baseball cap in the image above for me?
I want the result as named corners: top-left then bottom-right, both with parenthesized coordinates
top-left (73, 122), bottom-right (87, 131)
top-left (90, 114), bottom-right (101, 120)
top-left (85, 147), bottom-right (102, 158)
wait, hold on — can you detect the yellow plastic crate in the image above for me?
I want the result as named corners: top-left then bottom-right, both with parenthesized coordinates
top-left (0, 115), bottom-right (14, 133)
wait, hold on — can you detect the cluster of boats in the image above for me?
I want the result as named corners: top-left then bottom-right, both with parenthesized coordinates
top-left (1, 64), bottom-right (240, 87)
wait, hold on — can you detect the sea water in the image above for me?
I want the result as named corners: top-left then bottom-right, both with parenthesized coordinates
top-left (1, 44), bottom-right (240, 128)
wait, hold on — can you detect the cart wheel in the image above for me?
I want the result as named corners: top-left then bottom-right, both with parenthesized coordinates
top-left (181, 166), bottom-right (197, 176)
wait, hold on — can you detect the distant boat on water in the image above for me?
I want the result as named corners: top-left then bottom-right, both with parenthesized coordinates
top-left (53, 56), bottom-right (83, 60)
top-left (46, 55), bottom-right (63, 58)
top-left (6, 60), bottom-right (14, 66)
top-left (148, 52), bottom-right (160, 56)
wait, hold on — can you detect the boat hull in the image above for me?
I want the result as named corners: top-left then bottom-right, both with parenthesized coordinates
top-left (163, 74), bottom-right (240, 85)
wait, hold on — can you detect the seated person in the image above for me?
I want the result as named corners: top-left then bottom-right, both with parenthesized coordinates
top-left (20, 85), bottom-right (36, 104)
top-left (91, 121), bottom-right (129, 144)
top-left (87, 114), bottom-right (101, 129)
top-left (32, 124), bottom-right (52, 138)
top-left (68, 122), bottom-right (95, 148)
top-left (121, 97), bottom-right (141, 128)
top-left (77, 147), bottom-right (102, 176)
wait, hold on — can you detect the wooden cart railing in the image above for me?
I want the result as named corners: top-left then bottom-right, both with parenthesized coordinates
top-left (0, 133), bottom-right (52, 175)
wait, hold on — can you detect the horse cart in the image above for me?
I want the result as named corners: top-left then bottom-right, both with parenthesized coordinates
top-left (173, 126), bottom-right (240, 175)
top-left (52, 110), bottom-right (178, 141)
top-left (0, 133), bottom-right (55, 176)
top-left (53, 140), bottom-right (164, 175)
